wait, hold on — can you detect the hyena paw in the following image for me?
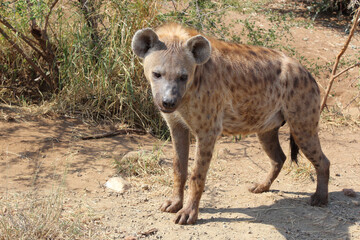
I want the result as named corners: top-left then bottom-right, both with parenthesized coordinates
top-left (174, 206), bottom-right (198, 225)
top-left (160, 198), bottom-right (183, 213)
top-left (310, 192), bottom-right (328, 206)
top-left (248, 183), bottom-right (270, 193)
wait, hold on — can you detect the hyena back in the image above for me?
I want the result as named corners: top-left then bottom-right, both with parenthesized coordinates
top-left (132, 23), bottom-right (330, 225)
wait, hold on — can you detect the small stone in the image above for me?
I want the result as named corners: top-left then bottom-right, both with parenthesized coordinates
top-left (343, 188), bottom-right (357, 198)
top-left (141, 184), bottom-right (149, 190)
top-left (303, 37), bottom-right (309, 41)
top-left (105, 177), bottom-right (131, 193)
top-left (335, 173), bottom-right (340, 177)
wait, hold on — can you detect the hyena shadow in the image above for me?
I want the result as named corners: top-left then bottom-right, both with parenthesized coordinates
top-left (199, 191), bottom-right (360, 239)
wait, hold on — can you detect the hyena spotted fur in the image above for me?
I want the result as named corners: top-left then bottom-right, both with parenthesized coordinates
top-left (132, 23), bottom-right (330, 225)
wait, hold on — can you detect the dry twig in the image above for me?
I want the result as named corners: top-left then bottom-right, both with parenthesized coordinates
top-left (81, 129), bottom-right (146, 140)
top-left (45, 0), bottom-right (59, 32)
top-left (320, 8), bottom-right (360, 112)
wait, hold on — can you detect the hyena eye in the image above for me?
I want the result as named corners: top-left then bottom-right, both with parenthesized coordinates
top-left (179, 74), bottom-right (188, 82)
top-left (153, 72), bottom-right (161, 78)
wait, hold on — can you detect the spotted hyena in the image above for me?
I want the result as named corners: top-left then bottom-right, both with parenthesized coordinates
top-left (132, 23), bottom-right (330, 225)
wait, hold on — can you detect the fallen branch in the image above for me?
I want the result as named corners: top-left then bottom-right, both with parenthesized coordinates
top-left (320, 7), bottom-right (360, 112)
top-left (81, 129), bottom-right (146, 140)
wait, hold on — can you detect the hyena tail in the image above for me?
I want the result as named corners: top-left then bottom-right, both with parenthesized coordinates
top-left (290, 134), bottom-right (299, 164)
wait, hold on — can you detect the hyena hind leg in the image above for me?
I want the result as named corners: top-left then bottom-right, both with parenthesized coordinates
top-left (291, 130), bottom-right (330, 206)
top-left (249, 127), bottom-right (286, 193)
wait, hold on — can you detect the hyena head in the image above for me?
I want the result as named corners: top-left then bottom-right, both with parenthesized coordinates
top-left (132, 28), bottom-right (211, 113)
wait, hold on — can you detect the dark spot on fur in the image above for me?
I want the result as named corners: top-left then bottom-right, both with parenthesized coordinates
top-left (303, 76), bottom-right (308, 87)
top-left (277, 68), bottom-right (282, 75)
top-left (198, 174), bottom-right (202, 179)
top-left (294, 77), bottom-right (299, 88)
top-left (194, 78), bottom-right (198, 87)
top-left (226, 64), bottom-right (232, 72)
top-left (312, 108), bottom-right (316, 114)
top-left (290, 90), bottom-right (294, 97)
top-left (311, 87), bottom-right (316, 94)
top-left (191, 176), bottom-right (196, 181)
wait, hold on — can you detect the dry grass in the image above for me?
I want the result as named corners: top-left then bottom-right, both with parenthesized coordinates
top-left (114, 144), bottom-right (167, 178)
top-left (283, 155), bottom-right (316, 182)
top-left (0, 190), bottom-right (80, 240)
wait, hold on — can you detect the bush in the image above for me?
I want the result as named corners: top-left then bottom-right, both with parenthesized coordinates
top-left (311, 0), bottom-right (359, 16)
top-left (0, 0), bottom-right (169, 136)
top-left (0, 0), bottom-right (240, 138)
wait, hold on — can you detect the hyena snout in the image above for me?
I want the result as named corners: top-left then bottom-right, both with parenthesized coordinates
top-left (162, 97), bottom-right (176, 109)
top-left (159, 85), bottom-right (181, 113)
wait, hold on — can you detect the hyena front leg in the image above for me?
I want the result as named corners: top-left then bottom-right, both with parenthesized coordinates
top-left (174, 130), bottom-right (219, 225)
top-left (249, 127), bottom-right (286, 193)
top-left (160, 118), bottom-right (190, 213)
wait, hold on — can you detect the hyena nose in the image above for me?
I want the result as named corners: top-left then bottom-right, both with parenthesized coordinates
top-left (162, 97), bottom-right (176, 109)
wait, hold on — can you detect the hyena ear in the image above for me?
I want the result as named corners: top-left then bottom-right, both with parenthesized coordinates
top-left (186, 35), bottom-right (211, 65)
top-left (132, 28), bottom-right (161, 58)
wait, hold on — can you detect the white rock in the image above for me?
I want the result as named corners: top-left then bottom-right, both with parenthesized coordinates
top-left (105, 177), bottom-right (131, 193)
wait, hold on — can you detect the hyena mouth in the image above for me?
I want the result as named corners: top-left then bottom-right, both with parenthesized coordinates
top-left (159, 107), bottom-right (176, 114)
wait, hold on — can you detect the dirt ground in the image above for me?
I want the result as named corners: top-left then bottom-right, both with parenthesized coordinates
top-left (1, 2), bottom-right (360, 239)
top-left (0, 105), bottom-right (359, 239)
